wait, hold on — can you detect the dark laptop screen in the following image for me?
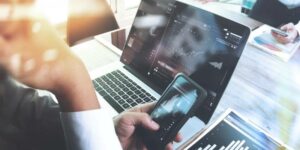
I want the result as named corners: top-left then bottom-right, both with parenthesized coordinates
top-left (121, 0), bottom-right (250, 123)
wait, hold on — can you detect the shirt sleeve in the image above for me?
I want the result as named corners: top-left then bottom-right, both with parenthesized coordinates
top-left (60, 109), bottom-right (122, 150)
top-left (296, 21), bottom-right (300, 34)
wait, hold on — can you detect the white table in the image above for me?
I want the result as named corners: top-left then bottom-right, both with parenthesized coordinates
top-left (71, 34), bottom-right (300, 149)
top-left (70, 1), bottom-right (300, 148)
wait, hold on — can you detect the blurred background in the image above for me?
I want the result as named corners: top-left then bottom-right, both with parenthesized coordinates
top-left (33, 0), bottom-right (248, 45)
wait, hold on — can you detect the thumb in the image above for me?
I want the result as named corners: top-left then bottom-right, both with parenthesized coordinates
top-left (124, 112), bottom-right (159, 131)
top-left (280, 23), bottom-right (294, 31)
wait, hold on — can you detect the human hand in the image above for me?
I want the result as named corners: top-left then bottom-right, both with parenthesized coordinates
top-left (272, 23), bottom-right (299, 44)
top-left (0, 4), bottom-right (99, 112)
top-left (114, 102), bottom-right (182, 150)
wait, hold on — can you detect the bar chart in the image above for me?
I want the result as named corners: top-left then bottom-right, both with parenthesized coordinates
top-left (187, 112), bottom-right (286, 150)
top-left (188, 121), bottom-right (259, 150)
top-left (197, 140), bottom-right (249, 150)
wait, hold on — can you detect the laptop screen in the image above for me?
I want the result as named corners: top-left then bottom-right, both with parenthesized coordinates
top-left (121, 0), bottom-right (250, 123)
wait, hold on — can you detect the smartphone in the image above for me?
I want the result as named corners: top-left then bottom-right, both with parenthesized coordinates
top-left (139, 73), bottom-right (207, 150)
top-left (271, 29), bottom-right (288, 37)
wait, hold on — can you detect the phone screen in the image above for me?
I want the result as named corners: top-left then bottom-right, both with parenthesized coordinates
top-left (142, 74), bottom-right (207, 149)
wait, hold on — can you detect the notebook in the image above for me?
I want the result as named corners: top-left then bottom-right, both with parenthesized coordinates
top-left (178, 109), bottom-right (290, 150)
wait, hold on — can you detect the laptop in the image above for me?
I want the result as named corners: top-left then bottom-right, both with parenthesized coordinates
top-left (90, 0), bottom-right (250, 124)
top-left (179, 109), bottom-right (290, 150)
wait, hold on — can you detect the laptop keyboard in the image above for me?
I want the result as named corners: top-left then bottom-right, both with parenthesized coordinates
top-left (92, 70), bottom-right (157, 113)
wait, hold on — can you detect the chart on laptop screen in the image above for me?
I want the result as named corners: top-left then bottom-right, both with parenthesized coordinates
top-left (121, 0), bottom-right (250, 123)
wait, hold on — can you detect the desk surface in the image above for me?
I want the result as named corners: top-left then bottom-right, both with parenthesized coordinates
top-left (71, 3), bottom-right (300, 149)
top-left (72, 36), bottom-right (300, 149)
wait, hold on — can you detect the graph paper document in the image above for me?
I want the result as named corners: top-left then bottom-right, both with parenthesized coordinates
top-left (179, 109), bottom-right (290, 150)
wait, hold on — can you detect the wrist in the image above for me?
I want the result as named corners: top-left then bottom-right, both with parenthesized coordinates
top-left (54, 83), bottom-right (100, 112)
top-left (52, 60), bottom-right (100, 112)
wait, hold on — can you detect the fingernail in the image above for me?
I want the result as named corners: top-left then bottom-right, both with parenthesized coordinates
top-left (151, 120), bottom-right (159, 129)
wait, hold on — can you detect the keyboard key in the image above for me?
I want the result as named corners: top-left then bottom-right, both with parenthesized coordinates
top-left (114, 96), bottom-right (121, 101)
top-left (118, 91), bottom-right (125, 95)
top-left (127, 91), bottom-right (134, 96)
top-left (102, 85), bottom-right (109, 89)
top-left (119, 84), bottom-right (125, 88)
top-left (130, 81), bottom-right (138, 86)
top-left (130, 102), bottom-right (138, 107)
top-left (139, 94), bottom-right (146, 98)
top-left (119, 100), bottom-right (125, 104)
top-left (130, 86), bottom-right (137, 91)
top-left (111, 78), bottom-right (118, 82)
top-left (102, 76), bottom-right (109, 81)
top-left (95, 87), bottom-right (102, 92)
top-left (144, 97), bottom-right (151, 102)
top-left (122, 104), bottom-right (130, 109)
top-left (107, 74), bottom-right (113, 79)
top-left (95, 78), bottom-right (103, 83)
top-left (150, 96), bottom-right (156, 101)
top-left (134, 90), bottom-right (141, 95)
top-left (127, 84), bottom-right (133, 88)
top-left (131, 95), bottom-right (138, 99)
top-left (136, 99), bottom-right (143, 103)
top-left (123, 88), bottom-right (129, 92)
top-left (122, 95), bottom-right (129, 99)
top-left (115, 81), bottom-right (121, 85)
top-left (106, 81), bottom-right (113, 85)
top-left (106, 88), bottom-right (113, 93)
top-left (110, 92), bottom-right (117, 97)
top-left (109, 84), bottom-right (117, 88)
top-left (98, 90), bottom-right (108, 97)
top-left (126, 98), bottom-right (133, 103)
top-left (114, 88), bottom-right (121, 92)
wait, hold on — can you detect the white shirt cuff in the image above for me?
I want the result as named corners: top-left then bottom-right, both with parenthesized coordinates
top-left (296, 21), bottom-right (300, 35)
top-left (60, 109), bottom-right (122, 150)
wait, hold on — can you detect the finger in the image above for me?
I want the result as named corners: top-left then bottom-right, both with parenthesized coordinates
top-left (174, 133), bottom-right (183, 142)
top-left (280, 23), bottom-right (294, 31)
top-left (165, 143), bottom-right (173, 150)
top-left (129, 101), bottom-right (156, 113)
top-left (122, 112), bottom-right (159, 130)
top-left (164, 134), bottom-right (183, 150)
